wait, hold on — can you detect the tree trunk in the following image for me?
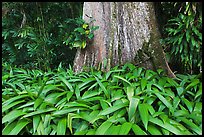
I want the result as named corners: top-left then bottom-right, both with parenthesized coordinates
top-left (73, 2), bottom-right (175, 78)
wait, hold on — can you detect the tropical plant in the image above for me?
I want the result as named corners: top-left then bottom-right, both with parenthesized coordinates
top-left (161, 2), bottom-right (202, 74)
top-left (2, 63), bottom-right (202, 135)
top-left (63, 18), bottom-right (99, 49)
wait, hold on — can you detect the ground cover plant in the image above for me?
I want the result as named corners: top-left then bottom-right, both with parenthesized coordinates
top-left (2, 62), bottom-right (202, 135)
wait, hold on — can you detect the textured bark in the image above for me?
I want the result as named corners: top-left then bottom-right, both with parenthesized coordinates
top-left (73, 2), bottom-right (175, 78)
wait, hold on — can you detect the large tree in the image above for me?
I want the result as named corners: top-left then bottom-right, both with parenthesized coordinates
top-left (73, 2), bottom-right (175, 77)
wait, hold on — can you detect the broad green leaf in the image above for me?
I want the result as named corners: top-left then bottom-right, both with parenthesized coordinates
top-left (100, 99), bottom-right (110, 110)
top-left (37, 121), bottom-right (45, 135)
top-left (99, 101), bottom-right (128, 115)
top-left (118, 122), bottom-right (132, 135)
top-left (2, 121), bottom-right (17, 135)
top-left (104, 125), bottom-right (121, 135)
top-left (186, 79), bottom-right (199, 90)
top-left (194, 84), bottom-right (202, 100)
top-left (2, 109), bottom-right (26, 124)
top-left (78, 77), bottom-right (95, 90)
top-left (44, 114), bottom-right (51, 128)
top-left (94, 76), bottom-right (109, 98)
top-left (82, 90), bottom-right (99, 99)
top-left (57, 117), bottom-right (67, 135)
top-left (2, 100), bottom-right (25, 113)
top-left (173, 97), bottom-right (180, 109)
top-left (132, 124), bottom-right (147, 135)
top-left (23, 108), bottom-right (56, 118)
top-left (17, 101), bottom-right (34, 109)
top-left (66, 91), bottom-right (74, 102)
top-left (9, 119), bottom-right (30, 135)
top-left (139, 103), bottom-right (149, 131)
top-left (182, 98), bottom-right (193, 112)
top-left (95, 121), bottom-right (112, 135)
top-left (114, 75), bottom-right (132, 86)
top-left (159, 114), bottom-right (168, 124)
top-left (2, 94), bottom-right (28, 106)
top-left (152, 111), bottom-right (164, 118)
top-left (34, 97), bottom-right (44, 110)
top-left (177, 117), bottom-right (202, 135)
top-left (147, 124), bottom-right (162, 135)
top-left (67, 113), bottom-right (82, 134)
top-left (154, 92), bottom-right (173, 111)
top-left (33, 115), bottom-right (41, 134)
top-left (128, 96), bottom-right (140, 122)
top-left (149, 117), bottom-right (184, 135)
top-left (86, 129), bottom-right (96, 135)
top-left (141, 78), bottom-right (147, 90)
top-left (105, 69), bottom-right (124, 80)
top-left (126, 86), bottom-right (134, 101)
top-left (58, 76), bottom-right (74, 92)
top-left (194, 102), bottom-right (202, 113)
top-left (75, 85), bottom-right (80, 99)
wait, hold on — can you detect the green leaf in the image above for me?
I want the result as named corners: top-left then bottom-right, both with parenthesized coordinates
top-left (90, 26), bottom-right (99, 31)
top-left (126, 86), bottom-right (134, 101)
top-left (132, 124), bottom-right (147, 135)
top-left (173, 97), bottom-right (180, 109)
top-left (141, 78), bottom-right (147, 90)
top-left (2, 100), bottom-right (25, 113)
top-left (147, 124), bottom-right (162, 135)
top-left (114, 75), bottom-right (132, 86)
top-left (118, 122), bottom-right (132, 135)
top-left (23, 108), bottom-right (56, 118)
top-left (179, 117), bottom-right (201, 135)
top-left (186, 79), bottom-right (199, 90)
top-left (88, 33), bottom-right (94, 39)
top-left (181, 98), bottom-right (193, 113)
top-left (58, 76), bottom-right (74, 92)
top-left (34, 97), bottom-right (44, 110)
top-left (154, 92), bottom-right (173, 111)
top-left (149, 117), bottom-right (184, 135)
top-left (128, 96), bottom-right (140, 122)
top-left (2, 121), bottom-right (17, 135)
top-left (139, 103), bottom-right (149, 131)
top-left (81, 40), bottom-right (86, 49)
top-left (9, 119), bottom-right (30, 135)
top-left (104, 125), bottom-right (121, 135)
top-left (2, 94), bottom-right (29, 106)
top-left (2, 109), bottom-right (26, 124)
top-left (57, 117), bottom-right (67, 135)
top-left (99, 101), bottom-right (128, 116)
top-left (94, 76), bottom-right (109, 98)
top-left (194, 84), bottom-right (202, 100)
top-left (95, 121), bottom-right (112, 135)
top-left (33, 115), bottom-right (41, 134)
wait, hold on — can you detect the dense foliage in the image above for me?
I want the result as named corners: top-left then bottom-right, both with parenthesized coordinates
top-left (2, 2), bottom-right (83, 70)
top-left (2, 2), bottom-right (202, 135)
top-left (2, 63), bottom-right (202, 135)
top-left (159, 2), bottom-right (202, 74)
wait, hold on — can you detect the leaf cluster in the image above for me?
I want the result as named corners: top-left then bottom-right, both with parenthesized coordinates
top-left (2, 62), bottom-right (202, 135)
top-left (161, 2), bottom-right (202, 74)
top-left (62, 18), bottom-right (99, 49)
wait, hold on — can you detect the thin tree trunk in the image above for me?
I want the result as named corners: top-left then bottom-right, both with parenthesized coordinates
top-left (73, 2), bottom-right (175, 78)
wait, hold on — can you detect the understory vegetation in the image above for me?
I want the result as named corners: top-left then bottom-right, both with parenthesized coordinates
top-left (2, 63), bottom-right (202, 135)
top-left (2, 2), bottom-right (202, 135)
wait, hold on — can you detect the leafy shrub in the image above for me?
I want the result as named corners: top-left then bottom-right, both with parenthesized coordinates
top-left (2, 63), bottom-right (202, 135)
top-left (161, 2), bottom-right (202, 74)
top-left (62, 18), bottom-right (99, 49)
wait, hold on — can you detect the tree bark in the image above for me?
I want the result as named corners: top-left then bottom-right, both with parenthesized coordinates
top-left (73, 2), bottom-right (175, 78)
